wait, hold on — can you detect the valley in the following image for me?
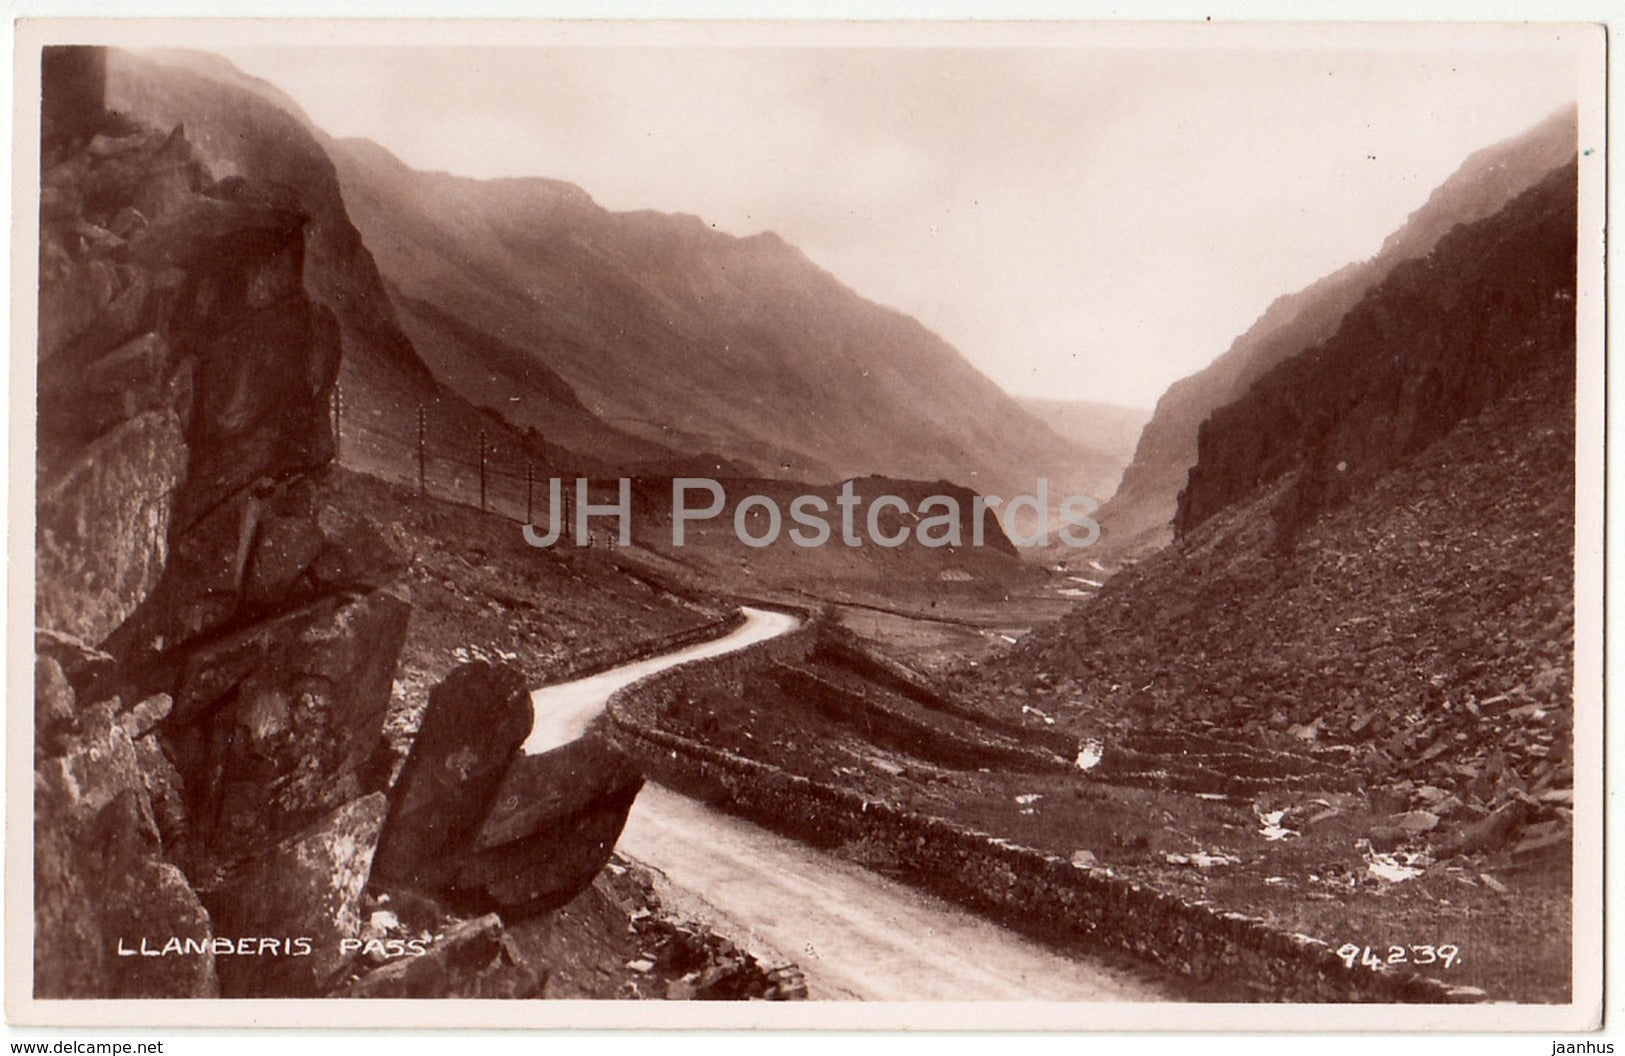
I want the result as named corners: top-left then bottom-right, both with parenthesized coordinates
top-left (27, 40), bottom-right (1589, 1014)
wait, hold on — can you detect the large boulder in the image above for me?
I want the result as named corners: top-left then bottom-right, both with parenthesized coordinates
top-left (450, 732), bottom-right (645, 916)
top-left (473, 730), bottom-right (643, 851)
top-left (107, 478), bottom-right (408, 673)
top-left (165, 590), bottom-right (411, 873)
top-left (372, 662), bottom-right (533, 887)
top-left (243, 511), bottom-right (327, 609)
top-left (107, 483), bottom-right (269, 667)
top-left (34, 655), bottom-right (76, 756)
top-left (308, 502), bottom-right (411, 594)
top-left (37, 330), bottom-right (187, 449)
top-left (132, 731), bottom-right (192, 866)
top-left (204, 793), bottom-right (386, 998)
top-left (177, 295), bottom-right (341, 529)
top-left (451, 793), bottom-right (642, 917)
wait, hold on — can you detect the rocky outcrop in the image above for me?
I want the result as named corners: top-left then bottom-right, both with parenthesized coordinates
top-left (167, 590), bottom-right (411, 875)
top-left (451, 732), bottom-right (644, 914)
top-left (101, 47), bottom-right (568, 511)
top-left (34, 698), bottom-right (217, 999)
top-left (1096, 105), bottom-right (1577, 557)
top-left (1175, 162), bottom-right (1577, 540)
top-left (372, 662), bottom-right (533, 887)
top-left (35, 410), bottom-right (188, 646)
top-left (204, 794), bottom-right (387, 997)
top-left (374, 661), bottom-right (645, 917)
top-left (102, 48), bottom-right (435, 403)
top-left (32, 47), bottom-right (411, 999)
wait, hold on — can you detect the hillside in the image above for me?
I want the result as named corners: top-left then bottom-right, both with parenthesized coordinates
top-left (1177, 163), bottom-right (1577, 538)
top-left (1095, 104), bottom-right (1577, 557)
top-left (103, 48), bottom-right (1111, 510)
top-left (1014, 397), bottom-right (1149, 496)
top-left (945, 162), bottom-right (1577, 1001)
top-left (36, 46), bottom-right (793, 1001)
top-left (326, 135), bottom-right (1113, 502)
top-left (101, 48), bottom-right (675, 493)
top-left (967, 159), bottom-right (1575, 803)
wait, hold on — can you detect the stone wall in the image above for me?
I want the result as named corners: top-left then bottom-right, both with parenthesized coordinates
top-left (770, 661), bottom-right (1066, 773)
top-left (537, 610), bottom-right (744, 689)
top-left (605, 628), bottom-right (1481, 1004)
top-left (814, 623), bottom-right (1078, 757)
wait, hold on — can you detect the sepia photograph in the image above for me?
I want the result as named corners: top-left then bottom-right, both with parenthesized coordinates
top-left (5, 14), bottom-right (1606, 1033)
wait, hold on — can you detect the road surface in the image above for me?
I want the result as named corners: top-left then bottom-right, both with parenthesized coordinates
top-left (620, 784), bottom-right (1173, 1000)
top-left (526, 605), bottom-right (1174, 1000)
top-left (523, 606), bottom-right (800, 754)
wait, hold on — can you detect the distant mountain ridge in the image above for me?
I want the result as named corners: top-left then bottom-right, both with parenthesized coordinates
top-left (102, 48), bottom-right (622, 499)
top-left (327, 134), bottom-right (1121, 501)
top-left (963, 154), bottom-right (1578, 878)
top-left (1095, 103), bottom-right (1578, 557)
top-left (1015, 398), bottom-right (1149, 495)
top-left (105, 47), bottom-right (1122, 504)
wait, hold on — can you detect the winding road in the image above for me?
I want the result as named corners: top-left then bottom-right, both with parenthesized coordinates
top-left (522, 606), bottom-right (800, 755)
top-left (525, 606), bottom-right (1173, 1001)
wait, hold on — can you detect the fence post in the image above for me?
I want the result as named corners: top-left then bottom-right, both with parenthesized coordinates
top-left (330, 383), bottom-right (343, 460)
top-left (478, 430), bottom-right (488, 513)
top-left (417, 404), bottom-right (427, 499)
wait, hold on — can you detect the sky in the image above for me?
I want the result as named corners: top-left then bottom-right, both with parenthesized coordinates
top-left (216, 26), bottom-right (1586, 408)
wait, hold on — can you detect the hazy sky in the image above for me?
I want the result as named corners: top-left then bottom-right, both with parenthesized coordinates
top-left (218, 29), bottom-right (1584, 408)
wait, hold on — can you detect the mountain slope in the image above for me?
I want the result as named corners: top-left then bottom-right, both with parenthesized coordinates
top-left (327, 135), bottom-right (1117, 501)
top-left (1015, 398), bottom-right (1150, 495)
top-left (1095, 104), bottom-right (1577, 557)
top-left (104, 49), bottom-right (432, 403)
top-left (101, 48), bottom-right (677, 496)
top-left (1178, 163), bottom-right (1577, 539)
top-left (963, 158), bottom-right (1576, 819)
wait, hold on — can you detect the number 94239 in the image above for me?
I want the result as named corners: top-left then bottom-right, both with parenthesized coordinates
top-left (1338, 944), bottom-right (1461, 971)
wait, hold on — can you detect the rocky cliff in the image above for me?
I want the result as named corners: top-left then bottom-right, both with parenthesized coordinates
top-left (31, 47), bottom-right (621, 1000)
top-left (1177, 162), bottom-right (1578, 541)
top-left (98, 49), bottom-right (623, 501)
top-left (34, 44), bottom-right (416, 998)
top-left (963, 156), bottom-right (1577, 830)
top-left (1096, 105), bottom-right (1577, 557)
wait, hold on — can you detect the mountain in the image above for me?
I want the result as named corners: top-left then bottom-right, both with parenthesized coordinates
top-left (1014, 398), bottom-right (1150, 496)
top-left (104, 49), bottom-right (432, 404)
top-left (105, 48), bottom-right (1111, 505)
top-left (951, 163), bottom-right (1578, 1003)
top-left (961, 158), bottom-right (1577, 821)
top-left (326, 135), bottom-right (1114, 501)
top-left (1177, 163), bottom-right (1577, 540)
top-left (1094, 104), bottom-right (1578, 558)
top-left (100, 48), bottom-right (672, 496)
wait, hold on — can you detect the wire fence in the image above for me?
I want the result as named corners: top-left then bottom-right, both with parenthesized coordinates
top-left (328, 384), bottom-right (582, 530)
